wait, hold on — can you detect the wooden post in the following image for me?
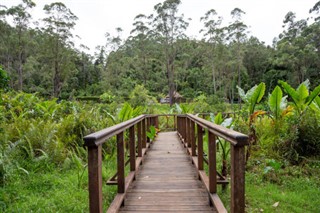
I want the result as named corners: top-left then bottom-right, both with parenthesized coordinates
top-left (208, 131), bottom-right (217, 193)
top-left (186, 117), bottom-right (190, 147)
top-left (137, 121), bottom-right (142, 157)
top-left (187, 119), bottom-right (191, 148)
top-left (231, 145), bottom-right (246, 213)
top-left (191, 121), bottom-right (196, 156)
top-left (146, 117), bottom-right (150, 143)
top-left (174, 115), bottom-right (177, 130)
top-left (142, 119), bottom-right (146, 148)
top-left (197, 124), bottom-right (203, 170)
top-left (182, 117), bottom-right (186, 142)
top-left (180, 117), bottom-right (184, 139)
top-left (178, 116), bottom-right (181, 135)
top-left (155, 116), bottom-right (159, 129)
top-left (117, 132), bottom-right (125, 193)
top-left (129, 126), bottom-right (135, 171)
top-left (88, 145), bottom-right (103, 213)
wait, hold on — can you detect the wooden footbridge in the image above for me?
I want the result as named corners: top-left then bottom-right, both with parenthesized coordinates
top-left (84, 114), bottom-right (248, 213)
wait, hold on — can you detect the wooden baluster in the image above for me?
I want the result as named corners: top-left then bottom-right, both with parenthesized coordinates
top-left (156, 116), bottom-right (159, 129)
top-left (129, 126), bottom-right (135, 172)
top-left (180, 117), bottom-right (183, 139)
top-left (197, 124), bottom-right (203, 170)
top-left (187, 118), bottom-right (191, 148)
top-left (191, 120), bottom-right (196, 156)
top-left (174, 115), bottom-right (177, 130)
top-left (208, 131), bottom-right (217, 193)
top-left (185, 118), bottom-right (189, 147)
top-left (137, 121), bottom-right (142, 157)
top-left (231, 145), bottom-right (246, 213)
top-left (183, 117), bottom-right (187, 142)
top-left (177, 116), bottom-right (180, 135)
top-left (117, 132), bottom-right (125, 194)
top-left (142, 119), bottom-right (146, 148)
top-left (88, 145), bottom-right (103, 213)
top-left (146, 117), bottom-right (150, 143)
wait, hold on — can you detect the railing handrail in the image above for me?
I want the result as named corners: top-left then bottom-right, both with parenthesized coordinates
top-left (186, 114), bottom-right (248, 146)
top-left (84, 114), bottom-right (147, 147)
top-left (83, 113), bottom-right (248, 213)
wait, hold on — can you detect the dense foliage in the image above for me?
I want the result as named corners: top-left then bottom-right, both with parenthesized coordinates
top-left (0, 0), bottom-right (319, 103)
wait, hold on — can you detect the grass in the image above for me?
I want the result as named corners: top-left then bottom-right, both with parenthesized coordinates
top-left (245, 171), bottom-right (320, 212)
top-left (0, 169), bottom-right (89, 212)
top-left (0, 158), bottom-right (119, 213)
top-left (216, 164), bottom-right (320, 213)
top-left (1, 152), bottom-right (319, 213)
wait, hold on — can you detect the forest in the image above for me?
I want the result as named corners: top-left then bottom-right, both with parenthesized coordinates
top-left (0, 0), bottom-right (320, 212)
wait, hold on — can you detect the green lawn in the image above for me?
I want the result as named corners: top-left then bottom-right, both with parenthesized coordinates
top-left (1, 160), bottom-right (319, 212)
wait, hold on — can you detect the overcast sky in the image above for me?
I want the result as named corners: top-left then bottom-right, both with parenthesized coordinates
top-left (2, 0), bottom-right (319, 54)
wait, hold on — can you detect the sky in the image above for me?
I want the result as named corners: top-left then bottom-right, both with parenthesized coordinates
top-left (2, 0), bottom-right (319, 54)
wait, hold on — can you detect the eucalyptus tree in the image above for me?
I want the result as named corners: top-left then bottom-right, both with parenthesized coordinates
top-left (42, 2), bottom-right (78, 97)
top-left (309, 0), bottom-right (320, 21)
top-left (0, 5), bottom-right (12, 86)
top-left (104, 28), bottom-right (130, 93)
top-left (200, 9), bottom-right (224, 94)
top-left (152, 0), bottom-right (189, 106)
top-left (276, 11), bottom-right (312, 85)
top-left (6, 0), bottom-right (35, 90)
top-left (227, 8), bottom-right (248, 104)
top-left (130, 14), bottom-right (153, 85)
top-left (308, 1), bottom-right (320, 86)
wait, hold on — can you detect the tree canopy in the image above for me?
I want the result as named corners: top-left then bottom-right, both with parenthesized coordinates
top-left (0, 0), bottom-right (319, 100)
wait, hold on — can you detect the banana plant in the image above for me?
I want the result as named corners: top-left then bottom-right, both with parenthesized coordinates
top-left (312, 96), bottom-right (320, 112)
top-left (268, 85), bottom-right (293, 123)
top-left (237, 83), bottom-right (266, 161)
top-left (146, 126), bottom-right (157, 141)
top-left (175, 103), bottom-right (194, 114)
top-left (107, 102), bottom-right (145, 124)
top-left (279, 79), bottom-right (320, 116)
top-left (237, 82), bottom-right (266, 115)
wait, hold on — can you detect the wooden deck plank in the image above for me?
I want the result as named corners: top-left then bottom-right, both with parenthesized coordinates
top-left (118, 132), bottom-right (216, 213)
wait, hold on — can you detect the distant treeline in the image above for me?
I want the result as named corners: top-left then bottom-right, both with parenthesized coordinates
top-left (0, 0), bottom-right (319, 103)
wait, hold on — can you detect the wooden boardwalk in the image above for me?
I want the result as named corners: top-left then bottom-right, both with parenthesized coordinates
top-left (119, 132), bottom-right (216, 212)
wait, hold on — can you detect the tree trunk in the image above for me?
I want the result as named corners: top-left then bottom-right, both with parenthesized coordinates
top-left (237, 43), bottom-right (242, 109)
top-left (53, 59), bottom-right (61, 97)
top-left (212, 63), bottom-right (216, 94)
top-left (18, 50), bottom-right (23, 91)
top-left (53, 39), bottom-right (61, 97)
top-left (168, 58), bottom-right (175, 107)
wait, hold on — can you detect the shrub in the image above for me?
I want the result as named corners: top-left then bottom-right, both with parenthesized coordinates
top-left (295, 109), bottom-right (320, 157)
top-left (129, 85), bottom-right (155, 108)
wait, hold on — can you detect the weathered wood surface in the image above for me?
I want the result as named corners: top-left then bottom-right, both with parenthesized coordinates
top-left (119, 132), bottom-right (216, 212)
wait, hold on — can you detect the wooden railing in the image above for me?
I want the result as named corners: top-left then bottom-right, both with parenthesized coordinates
top-left (84, 113), bottom-right (248, 213)
top-left (177, 114), bottom-right (248, 213)
top-left (83, 115), bottom-right (158, 213)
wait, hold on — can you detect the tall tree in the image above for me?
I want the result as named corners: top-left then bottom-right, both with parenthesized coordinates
top-left (6, 0), bottom-right (35, 90)
top-left (42, 2), bottom-right (78, 97)
top-left (152, 0), bottom-right (189, 106)
top-left (227, 8), bottom-right (248, 105)
top-left (130, 14), bottom-right (152, 85)
top-left (200, 9), bottom-right (223, 94)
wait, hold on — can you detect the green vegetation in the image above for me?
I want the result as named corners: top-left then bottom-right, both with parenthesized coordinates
top-left (1, 80), bottom-right (320, 212)
top-left (1, 0), bottom-right (320, 212)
